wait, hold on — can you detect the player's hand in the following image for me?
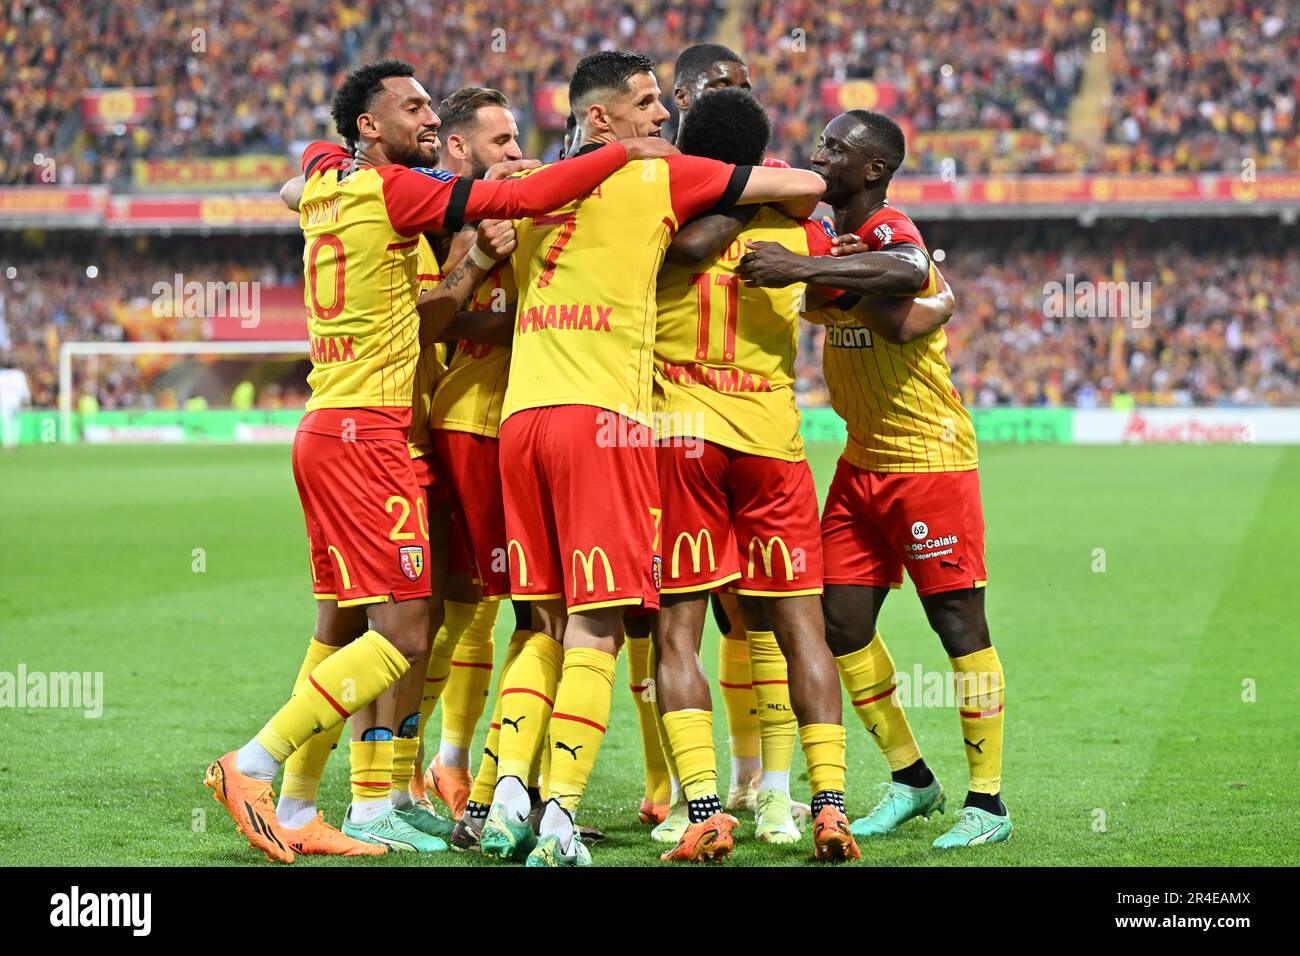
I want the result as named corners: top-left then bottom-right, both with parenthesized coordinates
top-left (619, 136), bottom-right (680, 161)
top-left (476, 219), bottom-right (517, 261)
top-left (830, 233), bottom-right (869, 257)
top-left (737, 240), bottom-right (806, 287)
top-left (484, 158), bottom-right (540, 181)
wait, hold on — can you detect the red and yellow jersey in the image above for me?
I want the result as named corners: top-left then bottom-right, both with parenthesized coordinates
top-left (407, 238), bottom-right (449, 458)
top-left (655, 206), bottom-right (833, 461)
top-left (297, 139), bottom-right (629, 415)
top-left (428, 259), bottom-right (516, 438)
top-left (503, 146), bottom-right (750, 425)
top-left (815, 204), bottom-right (977, 473)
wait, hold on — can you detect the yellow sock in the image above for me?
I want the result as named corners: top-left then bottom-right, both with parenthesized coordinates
top-left (748, 630), bottom-right (796, 778)
top-left (835, 633), bottom-right (922, 771)
top-left (350, 739), bottom-right (394, 804)
top-left (468, 629), bottom-right (529, 807)
top-left (545, 647), bottom-right (616, 814)
top-left (660, 709), bottom-right (718, 803)
top-left (798, 723), bottom-right (847, 796)
top-left (951, 647), bottom-right (1005, 794)
top-left (646, 639), bottom-right (680, 789)
top-left (256, 631), bottom-right (408, 762)
top-left (391, 737), bottom-right (420, 797)
top-left (440, 601), bottom-right (498, 751)
top-left (281, 638), bottom-right (345, 801)
top-left (718, 633), bottom-right (761, 766)
top-left (626, 634), bottom-right (672, 805)
top-left (495, 633), bottom-right (564, 782)
top-left (418, 600), bottom-right (478, 737)
top-left (538, 726), bottom-right (551, 794)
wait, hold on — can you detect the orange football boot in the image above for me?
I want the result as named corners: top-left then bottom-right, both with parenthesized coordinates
top-left (659, 812), bottom-right (738, 863)
top-left (638, 798), bottom-right (670, 825)
top-left (283, 813), bottom-right (388, 856)
top-left (425, 756), bottom-right (472, 819)
top-left (204, 751), bottom-right (294, 864)
top-left (811, 806), bottom-right (861, 862)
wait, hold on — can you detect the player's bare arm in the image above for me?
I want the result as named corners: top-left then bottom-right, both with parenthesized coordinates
top-left (417, 219), bottom-right (515, 344)
top-left (437, 304), bottom-right (516, 346)
top-left (665, 205), bottom-right (759, 264)
top-left (841, 270), bottom-right (955, 345)
top-left (738, 238), bottom-right (928, 293)
top-left (279, 175), bottom-right (306, 211)
top-left (734, 164), bottom-right (826, 205)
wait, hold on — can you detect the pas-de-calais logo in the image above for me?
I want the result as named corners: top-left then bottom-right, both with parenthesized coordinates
top-left (911, 521), bottom-right (929, 540)
top-left (652, 555), bottom-right (663, 592)
top-left (399, 545), bottom-right (425, 582)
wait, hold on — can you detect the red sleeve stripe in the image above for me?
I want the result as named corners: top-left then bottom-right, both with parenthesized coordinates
top-left (387, 238), bottom-right (420, 251)
top-left (308, 675), bottom-right (350, 718)
top-left (417, 273), bottom-right (441, 282)
top-left (959, 704), bottom-right (1004, 719)
top-left (662, 215), bottom-right (677, 238)
top-left (552, 711), bottom-right (607, 733)
top-left (451, 661), bottom-right (493, 670)
top-left (629, 683), bottom-right (648, 693)
top-left (425, 675), bottom-right (448, 683)
top-left (501, 686), bottom-right (554, 707)
top-left (718, 680), bottom-right (753, 690)
top-left (852, 685), bottom-right (895, 706)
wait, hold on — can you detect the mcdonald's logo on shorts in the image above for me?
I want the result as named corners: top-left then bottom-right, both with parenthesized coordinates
top-left (571, 547), bottom-right (616, 598)
top-left (747, 535), bottom-right (795, 581)
top-left (670, 529), bottom-right (716, 578)
top-left (507, 539), bottom-right (529, 587)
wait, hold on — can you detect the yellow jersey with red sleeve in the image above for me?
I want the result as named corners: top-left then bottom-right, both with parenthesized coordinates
top-left (295, 139), bottom-right (631, 421)
top-left (817, 204), bottom-right (978, 473)
top-left (654, 207), bottom-right (834, 461)
top-left (502, 146), bottom-right (751, 425)
top-left (428, 259), bottom-right (517, 438)
top-left (406, 237), bottom-right (449, 459)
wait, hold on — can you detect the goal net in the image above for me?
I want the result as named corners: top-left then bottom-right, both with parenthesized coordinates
top-left (58, 340), bottom-right (310, 444)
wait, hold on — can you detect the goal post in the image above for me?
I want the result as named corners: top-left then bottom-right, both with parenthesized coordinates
top-left (58, 340), bottom-right (309, 444)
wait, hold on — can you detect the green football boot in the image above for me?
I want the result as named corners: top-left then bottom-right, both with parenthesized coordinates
top-left (342, 806), bottom-right (449, 852)
top-left (395, 798), bottom-right (455, 838)
top-left (650, 797), bottom-right (689, 844)
top-left (754, 789), bottom-right (802, 844)
top-left (932, 805), bottom-right (1012, 848)
top-left (480, 803), bottom-right (538, 862)
top-left (525, 832), bottom-right (593, 867)
top-left (851, 779), bottom-right (946, 838)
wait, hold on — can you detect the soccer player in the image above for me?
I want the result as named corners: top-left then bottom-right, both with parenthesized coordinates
top-left (664, 41), bottom-right (806, 831)
top-left (738, 109), bottom-right (1011, 848)
top-left (478, 50), bottom-right (826, 867)
top-left (417, 87), bottom-right (529, 820)
top-left (650, 87), bottom-right (859, 861)
top-left (203, 58), bottom-right (659, 863)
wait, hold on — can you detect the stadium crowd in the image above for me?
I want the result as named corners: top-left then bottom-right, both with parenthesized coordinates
top-left (0, 0), bottom-right (721, 186)
top-left (3, 0), bottom-right (1294, 184)
top-left (3, 223), bottom-right (1295, 412)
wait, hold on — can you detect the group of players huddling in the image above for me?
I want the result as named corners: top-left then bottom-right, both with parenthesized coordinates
top-left (204, 41), bottom-right (1011, 866)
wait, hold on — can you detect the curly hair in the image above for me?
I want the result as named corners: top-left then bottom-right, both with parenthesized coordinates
top-left (331, 59), bottom-right (416, 148)
top-left (673, 43), bottom-right (745, 91)
top-left (677, 88), bottom-right (771, 167)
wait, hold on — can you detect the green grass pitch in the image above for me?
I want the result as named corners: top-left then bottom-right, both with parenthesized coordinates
top-left (1, 442), bottom-right (1297, 866)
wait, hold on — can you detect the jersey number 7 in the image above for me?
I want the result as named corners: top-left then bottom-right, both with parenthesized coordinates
top-left (535, 213), bottom-right (578, 289)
